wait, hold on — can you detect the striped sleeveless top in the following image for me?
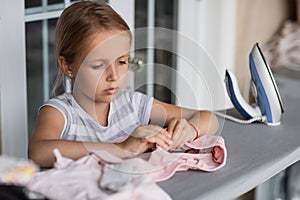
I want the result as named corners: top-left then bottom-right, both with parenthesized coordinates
top-left (41, 89), bottom-right (153, 142)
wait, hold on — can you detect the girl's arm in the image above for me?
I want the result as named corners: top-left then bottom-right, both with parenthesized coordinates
top-left (28, 106), bottom-right (123, 167)
top-left (150, 99), bottom-right (219, 148)
top-left (28, 106), bottom-right (171, 168)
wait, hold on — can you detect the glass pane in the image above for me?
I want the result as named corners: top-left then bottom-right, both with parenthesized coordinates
top-left (48, 19), bottom-right (59, 96)
top-left (154, 0), bottom-right (177, 103)
top-left (92, 0), bottom-right (109, 3)
top-left (48, 0), bottom-right (64, 5)
top-left (26, 18), bottom-right (58, 138)
top-left (26, 21), bottom-right (43, 137)
top-left (25, 0), bottom-right (41, 8)
top-left (134, 0), bottom-right (148, 95)
top-left (134, 0), bottom-right (178, 103)
top-left (25, 1), bottom-right (64, 14)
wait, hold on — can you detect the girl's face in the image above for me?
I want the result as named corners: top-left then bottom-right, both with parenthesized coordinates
top-left (72, 29), bottom-right (131, 103)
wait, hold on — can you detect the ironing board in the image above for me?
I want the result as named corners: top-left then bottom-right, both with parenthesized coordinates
top-left (159, 70), bottom-right (300, 200)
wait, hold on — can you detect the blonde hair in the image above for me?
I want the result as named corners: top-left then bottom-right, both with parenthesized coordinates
top-left (52, 1), bottom-right (131, 96)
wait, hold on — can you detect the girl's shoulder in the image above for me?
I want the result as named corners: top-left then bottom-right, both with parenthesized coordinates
top-left (44, 93), bottom-right (73, 107)
top-left (39, 93), bottom-right (73, 114)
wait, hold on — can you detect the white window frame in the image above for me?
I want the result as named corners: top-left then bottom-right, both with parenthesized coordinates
top-left (0, 0), bottom-right (28, 157)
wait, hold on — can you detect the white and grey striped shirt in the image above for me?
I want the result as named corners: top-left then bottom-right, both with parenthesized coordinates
top-left (41, 89), bottom-right (153, 143)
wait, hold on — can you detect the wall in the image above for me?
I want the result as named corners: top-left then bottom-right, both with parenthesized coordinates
top-left (235, 0), bottom-right (292, 99)
top-left (176, 0), bottom-right (236, 110)
top-left (176, 0), bottom-right (293, 110)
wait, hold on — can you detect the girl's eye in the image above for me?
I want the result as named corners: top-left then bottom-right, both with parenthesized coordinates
top-left (119, 60), bottom-right (128, 65)
top-left (91, 63), bottom-right (105, 69)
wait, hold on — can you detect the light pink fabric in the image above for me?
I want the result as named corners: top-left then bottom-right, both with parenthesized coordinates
top-left (26, 150), bottom-right (171, 200)
top-left (95, 134), bottom-right (226, 183)
top-left (25, 135), bottom-right (226, 200)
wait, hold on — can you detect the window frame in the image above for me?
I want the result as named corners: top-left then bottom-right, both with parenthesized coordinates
top-left (0, 0), bottom-right (28, 157)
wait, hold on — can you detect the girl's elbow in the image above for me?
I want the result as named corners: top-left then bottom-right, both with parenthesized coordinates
top-left (28, 141), bottom-right (53, 168)
top-left (28, 143), bottom-right (41, 165)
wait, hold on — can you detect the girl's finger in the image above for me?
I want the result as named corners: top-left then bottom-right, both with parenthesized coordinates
top-left (157, 130), bottom-right (173, 145)
top-left (178, 125), bottom-right (193, 147)
top-left (135, 125), bottom-right (167, 139)
top-left (146, 128), bottom-right (172, 144)
top-left (167, 119), bottom-right (177, 136)
top-left (146, 135), bottom-right (170, 150)
top-left (171, 121), bottom-right (184, 147)
top-left (146, 125), bottom-right (169, 138)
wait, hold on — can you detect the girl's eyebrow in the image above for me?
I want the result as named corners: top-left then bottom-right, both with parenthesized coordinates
top-left (117, 54), bottom-right (130, 59)
top-left (87, 54), bottom-right (130, 63)
top-left (87, 58), bottom-right (109, 63)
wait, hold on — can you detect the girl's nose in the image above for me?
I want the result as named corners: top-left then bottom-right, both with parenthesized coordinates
top-left (106, 63), bottom-right (119, 81)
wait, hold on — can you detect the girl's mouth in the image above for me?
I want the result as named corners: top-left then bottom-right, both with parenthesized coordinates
top-left (104, 87), bottom-right (118, 95)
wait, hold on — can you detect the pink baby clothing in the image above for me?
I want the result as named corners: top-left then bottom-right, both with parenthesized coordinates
top-left (95, 134), bottom-right (226, 185)
top-left (26, 151), bottom-right (107, 200)
top-left (24, 135), bottom-right (226, 200)
top-left (25, 150), bottom-right (172, 200)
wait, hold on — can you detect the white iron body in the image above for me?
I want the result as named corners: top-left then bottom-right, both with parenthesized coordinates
top-left (225, 43), bottom-right (284, 125)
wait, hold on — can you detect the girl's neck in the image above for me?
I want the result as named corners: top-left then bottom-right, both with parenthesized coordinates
top-left (71, 91), bottom-right (110, 126)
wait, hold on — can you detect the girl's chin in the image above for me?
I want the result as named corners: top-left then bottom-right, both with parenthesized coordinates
top-left (94, 93), bottom-right (118, 103)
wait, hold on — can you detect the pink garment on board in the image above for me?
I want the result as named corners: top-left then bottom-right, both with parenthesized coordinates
top-left (25, 135), bottom-right (226, 200)
top-left (26, 149), bottom-right (171, 200)
top-left (96, 134), bottom-right (226, 185)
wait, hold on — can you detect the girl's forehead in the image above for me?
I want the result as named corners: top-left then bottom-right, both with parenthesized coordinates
top-left (84, 30), bottom-right (131, 61)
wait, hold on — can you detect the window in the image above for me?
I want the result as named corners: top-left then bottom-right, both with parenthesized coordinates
top-left (134, 0), bottom-right (178, 104)
top-left (25, 0), bottom-right (107, 138)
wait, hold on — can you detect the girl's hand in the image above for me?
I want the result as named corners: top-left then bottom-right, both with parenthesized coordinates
top-left (167, 118), bottom-right (197, 149)
top-left (119, 125), bottom-right (173, 157)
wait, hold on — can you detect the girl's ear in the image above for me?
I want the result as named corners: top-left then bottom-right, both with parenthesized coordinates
top-left (58, 56), bottom-right (73, 78)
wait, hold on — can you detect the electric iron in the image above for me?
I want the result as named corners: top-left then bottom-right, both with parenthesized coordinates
top-left (223, 43), bottom-right (284, 125)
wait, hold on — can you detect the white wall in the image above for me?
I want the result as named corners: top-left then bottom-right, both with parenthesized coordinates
top-left (176, 0), bottom-right (236, 110)
top-left (0, 0), bottom-right (28, 157)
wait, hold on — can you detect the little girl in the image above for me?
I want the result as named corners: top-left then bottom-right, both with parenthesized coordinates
top-left (28, 1), bottom-right (219, 168)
